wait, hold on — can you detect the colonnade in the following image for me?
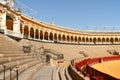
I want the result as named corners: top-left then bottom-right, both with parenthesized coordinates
top-left (20, 24), bottom-right (120, 45)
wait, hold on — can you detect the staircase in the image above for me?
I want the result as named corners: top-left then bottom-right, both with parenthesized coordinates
top-left (0, 33), bottom-right (45, 80)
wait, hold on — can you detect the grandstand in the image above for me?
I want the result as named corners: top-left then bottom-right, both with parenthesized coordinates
top-left (0, 0), bottom-right (120, 80)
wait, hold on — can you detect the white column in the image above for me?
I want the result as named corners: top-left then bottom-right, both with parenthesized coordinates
top-left (13, 17), bottom-right (20, 33)
top-left (48, 32), bottom-right (50, 41)
top-left (28, 27), bottom-right (30, 39)
top-left (0, 7), bottom-right (7, 31)
top-left (34, 29), bottom-right (36, 39)
top-left (22, 24), bottom-right (24, 37)
top-left (43, 31), bottom-right (45, 40)
top-left (38, 30), bottom-right (40, 40)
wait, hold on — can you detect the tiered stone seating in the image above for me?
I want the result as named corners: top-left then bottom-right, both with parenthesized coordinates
top-left (0, 33), bottom-right (45, 80)
top-left (20, 39), bottom-right (120, 60)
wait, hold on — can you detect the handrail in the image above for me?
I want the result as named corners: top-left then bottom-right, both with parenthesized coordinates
top-left (45, 49), bottom-right (64, 59)
top-left (0, 64), bottom-right (19, 80)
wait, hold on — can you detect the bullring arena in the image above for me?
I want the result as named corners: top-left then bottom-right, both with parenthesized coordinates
top-left (0, 0), bottom-right (120, 80)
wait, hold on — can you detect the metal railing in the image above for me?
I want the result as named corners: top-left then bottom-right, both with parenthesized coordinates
top-left (0, 64), bottom-right (18, 80)
top-left (45, 49), bottom-right (64, 60)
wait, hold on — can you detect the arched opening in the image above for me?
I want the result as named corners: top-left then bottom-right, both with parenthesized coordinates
top-left (106, 38), bottom-right (110, 44)
top-left (20, 23), bottom-right (22, 33)
top-left (58, 34), bottom-right (61, 41)
top-left (78, 37), bottom-right (81, 43)
top-left (98, 38), bottom-right (101, 44)
top-left (75, 36), bottom-right (77, 42)
top-left (50, 32), bottom-right (53, 41)
top-left (6, 16), bottom-right (13, 30)
top-left (36, 29), bottom-right (39, 39)
top-left (90, 38), bottom-right (92, 42)
top-left (102, 38), bottom-right (105, 44)
top-left (93, 38), bottom-right (97, 44)
top-left (67, 35), bottom-right (70, 41)
top-left (40, 30), bottom-right (43, 40)
top-left (44, 32), bottom-right (48, 40)
top-left (24, 26), bottom-right (29, 38)
top-left (71, 36), bottom-right (74, 42)
top-left (82, 37), bottom-right (85, 42)
top-left (54, 33), bottom-right (57, 41)
top-left (115, 38), bottom-right (118, 43)
top-left (110, 38), bottom-right (114, 44)
top-left (62, 35), bottom-right (65, 41)
top-left (30, 27), bottom-right (34, 38)
top-left (86, 38), bottom-right (89, 42)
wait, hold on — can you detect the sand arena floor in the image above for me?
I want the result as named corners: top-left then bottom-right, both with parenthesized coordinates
top-left (91, 60), bottom-right (120, 79)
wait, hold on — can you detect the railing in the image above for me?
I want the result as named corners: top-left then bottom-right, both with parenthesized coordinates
top-left (0, 64), bottom-right (18, 80)
top-left (31, 45), bottom-right (46, 62)
top-left (45, 49), bottom-right (64, 60)
top-left (5, 29), bottom-right (23, 38)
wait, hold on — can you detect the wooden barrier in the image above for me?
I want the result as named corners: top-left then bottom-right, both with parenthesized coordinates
top-left (75, 55), bottom-right (120, 80)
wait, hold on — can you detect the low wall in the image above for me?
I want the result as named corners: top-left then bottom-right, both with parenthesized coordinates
top-left (75, 55), bottom-right (120, 80)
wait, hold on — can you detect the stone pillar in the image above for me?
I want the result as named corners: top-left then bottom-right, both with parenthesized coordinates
top-left (13, 18), bottom-right (20, 33)
top-left (43, 31), bottom-right (44, 40)
top-left (38, 30), bottom-right (40, 40)
top-left (28, 27), bottom-right (30, 39)
top-left (22, 24), bottom-right (24, 37)
top-left (0, 7), bottom-right (7, 31)
top-left (48, 32), bottom-right (50, 41)
top-left (34, 29), bottom-right (36, 39)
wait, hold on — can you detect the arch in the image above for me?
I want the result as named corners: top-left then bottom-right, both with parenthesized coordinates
top-left (106, 38), bottom-right (110, 43)
top-left (78, 37), bottom-right (81, 42)
top-left (75, 36), bottom-right (77, 42)
top-left (30, 27), bottom-right (34, 38)
top-left (115, 38), bottom-right (118, 42)
top-left (58, 34), bottom-right (61, 41)
top-left (44, 31), bottom-right (48, 40)
top-left (82, 37), bottom-right (85, 42)
top-left (24, 26), bottom-right (29, 38)
top-left (35, 29), bottom-right (39, 39)
top-left (6, 16), bottom-right (13, 30)
top-left (62, 35), bottom-right (66, 41)
top-left (98, 38), bottom-right (101, 42)
top-left (50, 32), bottom-right (53, 41)
top-left (90, 38), bottom-right (92, 42)
top-left (54, 33), bottom-right (57, 41)
top-left (71, 36), bottom-right (74, 42)
top-left (93, 38), bottom-right (97, 44)
top-left (86, 37), bottom-right (89, 42)
top-left (67, 35), bottom-right (70, 41)
top-left (20, 23), bottom-right (22, 33)
top-left (102, 38), bottom-right (105, 43)
top-left (40, 30), bottom-right (43, 40)
top-left (110, 38), bottom-right (114, 44)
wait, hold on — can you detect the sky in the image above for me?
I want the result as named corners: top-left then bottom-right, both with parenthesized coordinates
top-left (16, 0), bottom-right (120, 31)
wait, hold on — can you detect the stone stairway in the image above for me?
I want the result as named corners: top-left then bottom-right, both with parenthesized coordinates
top-left (0, 33), bottom-right (45, 80)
